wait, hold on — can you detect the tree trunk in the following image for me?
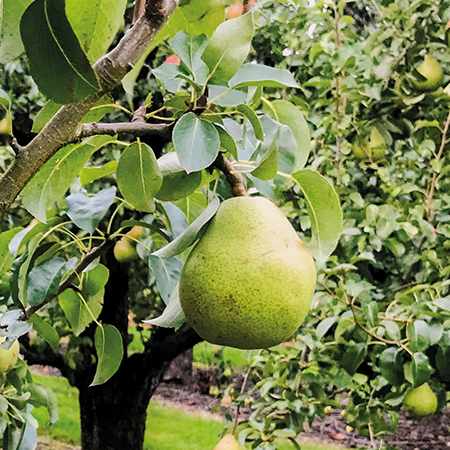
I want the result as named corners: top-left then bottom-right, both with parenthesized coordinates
top-left (71, 248), bottom-right (202, 450)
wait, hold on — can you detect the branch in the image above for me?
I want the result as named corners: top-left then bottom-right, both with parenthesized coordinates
top-left (242, 0), bottom-right (253, 14)
top-left (0, 0), bottom-right (179, 216)
top-left (20, 239), bottom-right (115, 321)
top-left (78, 121), bottom-right (173, 141)
top-left (213, 152), bottom-right (247, 197)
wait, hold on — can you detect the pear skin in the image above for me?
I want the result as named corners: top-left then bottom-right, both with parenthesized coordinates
top-left (404, 382), bottom-right (437, 420)
top-left (179, 196), bottom-right (316, 349)
top-left (0, 338), bottom-right (19, 373)
top-left (413, 55), bottom-right (443, 92)
top-left (214, 434), bottom-right (240, 450)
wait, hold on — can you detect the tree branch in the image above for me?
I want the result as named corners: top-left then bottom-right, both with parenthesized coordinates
top-left (78, 121), bottom-right (173, 141)
top-left (213, 152), bottom-right (247, 197)
top-left (0, 0), bottom-right (179, 216)
top-left (242, 0), bottom-right (253, 14)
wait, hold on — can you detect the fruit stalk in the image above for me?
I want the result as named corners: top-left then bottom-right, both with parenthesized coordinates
top-left (213, 153), bottom-right (247, 197)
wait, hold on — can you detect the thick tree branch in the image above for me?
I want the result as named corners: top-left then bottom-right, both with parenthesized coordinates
top-left (0, 0), bottom-right (179, 216)
top-left (213, 152), bottom-right (247, 197)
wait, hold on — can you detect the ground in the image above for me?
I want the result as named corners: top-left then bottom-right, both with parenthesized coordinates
top-left (34, 367), bottom-right (450, 449)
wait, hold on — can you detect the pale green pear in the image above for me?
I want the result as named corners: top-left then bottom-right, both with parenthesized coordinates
top-left (353, 126), bottom-right (386, 162)
top-left (214, 434), bottom-right (242, 450)
top-left (404, 382), bottom-right (437, 420)
top-left (179, 196), bottom-right (317, 349)
top-left (0, 338), bottom-right (20, 373)
top-left (413, 55), bottom-right (443, 92)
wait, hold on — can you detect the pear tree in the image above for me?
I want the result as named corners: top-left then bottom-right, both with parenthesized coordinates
top-left (0, 0), bottom-right (342, 449)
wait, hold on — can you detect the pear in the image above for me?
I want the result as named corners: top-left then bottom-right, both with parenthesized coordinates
top-left (403, 382), bottom-right (437, 420)
top-left (113, 226), bottom-right (144, 263)
top-left (214, 434), bottom-right (241, 450)
top-left (352, 126), bottom-right (386, 162)
top-left (179, 196), bottom-right (316, 349)
top-left (412, 54), bottom-right (443, 92)
top-left (0, 338), bottom-right (20, 373)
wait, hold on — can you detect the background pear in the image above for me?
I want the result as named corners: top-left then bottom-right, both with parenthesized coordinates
top-left (403, 382), bottom-right (437, 420)
top-left (353, 126), bottom-right (386, 162)
top-left (412, 54), bottom-right (443, 92)
top-left (0, 338), bottom-right (20, 373)
top-left (213, 434), bottom-right (241, 450)
top-left (179, 196), bottom-right (316, 349)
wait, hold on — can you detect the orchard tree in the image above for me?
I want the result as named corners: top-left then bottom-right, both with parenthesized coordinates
top-left (0, 0), bottom-right (342, 449)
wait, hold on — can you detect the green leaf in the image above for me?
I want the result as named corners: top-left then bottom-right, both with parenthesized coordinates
top-left (379, 347), bottom-right (403, 385)
top-left (66, 187), bottom-right (116, 234)
top-left (435, 297), bottom-right (450, 311)
top-left (436, 333), bottom-right (450, 382)
top-left (20, 0), bottom-right (100, 104)
top-left (27, 257), bottom-right (77, 306)
top-left (208, 85), bottom-right (246, 107)
top-left (229, 63), bottom-right (299, 89)
top-left (215, 125), bottom-right (238, 160)
top-left (116, 141), bottom-right (162, 212)
top-left (169, 31), bottom-right (209, 84)
top-left (407, 320), bottom-right (430, 353)
top-left (201, 12), bottom-right (254, 84)
top-left (155, 153), bottom-right (203, 202)
top-left (143, 285), bottom-right (185, 329)
top-left (22, 135), bottom-right (114, 222)
top-left (23, 383), bottom-right (58, 423)
top-left (82, 264), bottom-right (109, 297)
top-left (59, 288), bottom-right (104, 336)
top-left (291, 169), bottom-right (343, 262)
top-left (251, 140), bottom-right (278, 181)
top-left (0, 395), bottom-right (7, 415)
top-left (0, 0), bottom-right (34, 63)
top-left (0, 228), bottom-right (22, 274)
top-left (91, 324), bottom-right (123, 386)
top-left (316, 316), bottom-right (336, 338)
top-left (148, 255), bottom-right (183, 304)
top-left (173, 112), bottom-right (220, 173)
top-left (361, 301), bottom-right (379, 328)
top-left (237, 104), bottom-right (264, 141)
top-left (80, 161), bottom-right (118, 185)
top-left (411, 352), bottom-right (432, 387)
top-left (341, 342), bottom-right (367, 375)
top-left (28, 314), bottom-right (60, 351)
top-left (66, 0), bottom-right (127, 64)
top-left (153, 196), bottom-right (220, 259)
top-left (270, 100), bottom-right (311, 170)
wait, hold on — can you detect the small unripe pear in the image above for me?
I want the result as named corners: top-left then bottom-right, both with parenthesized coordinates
top-left (113, 239), bottom-right (138, 263)
top-left (413, 55), bottom-right (443, 92)
top-left (404, 382), bottom-right (437, 420)
top-left (353, 126), bottom-right (386, 162)
top-left (180, 196), bottom-right (316, 349)
top-left (214, 434), bottom-right (241, 450)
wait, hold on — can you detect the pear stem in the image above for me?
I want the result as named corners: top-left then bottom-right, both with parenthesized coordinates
top-left (213, 153), bottom-right (247, 197)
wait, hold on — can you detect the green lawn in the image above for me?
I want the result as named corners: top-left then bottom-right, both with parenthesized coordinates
top-left (30, 373), bottom-right (352, 450)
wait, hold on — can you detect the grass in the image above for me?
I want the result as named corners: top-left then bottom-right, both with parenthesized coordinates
top-left (30, 373), bottom-right (351, 450)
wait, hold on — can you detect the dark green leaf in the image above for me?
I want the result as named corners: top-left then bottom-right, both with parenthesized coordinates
top-left (229, 63), bottom-right (299, 89)
top-left (116, 141), bottom-right (162, 212)
top-left (0, 311), bottom-right (32, 347)
top-left (155, 153), bottom-right (203, 202)
top-left (27, 257), bottom-right (77, 306)
top-left (23, 383), bottom-right (58, 423)
top-left (28, 314), bottom-right (60, 351)
top-left (362, 301), bottom-right (379, 328)
top-left (22, 136), bottom-right (114, 222)
top-left (292, 170), bottom-right (343, 262)
top-left (201, 13), bottom-right (253, 84)
top-left (237, 104), bottom-right (264, 141)
top-left (341, 342), bottom-right (367, 375)
top-left (379, 347), bottom-right (403, 385)
top-left (173, 112), bottom-right (220, 173)
top-left (215, 125), bottom-right (238, 160)
top-left (91, 324), bottom-right (123, 386)
top-left (66, 187), bottom-right (116, 234)
top-left (411, 352), bottom-right (432, 387)
top-left (407, 320), bottom-right (430, 353)
top-left (80, 162), bottom-right (118, 185)
top-left (169, 31), bottom-right (209, 84)
top-left (20, 0), bottom-right (99, 104)
top-left (251, 140), bottom-right (278, 180)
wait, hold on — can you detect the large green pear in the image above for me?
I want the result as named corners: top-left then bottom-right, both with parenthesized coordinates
top-left (412, 54), bottom-right (443, 92)
top-left (403, 382), bottom-right (437, 420)
top-left (179, 196), bottom-right (317, 349)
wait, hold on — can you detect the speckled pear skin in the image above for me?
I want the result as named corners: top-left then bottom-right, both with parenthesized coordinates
top-left (179, 196), bottom-right (317, 349)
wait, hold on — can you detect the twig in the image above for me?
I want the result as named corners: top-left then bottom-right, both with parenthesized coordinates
top-left (425, 109), bottom-right (450, 223)
top-left (20, 239), bottom-right (115, 321)
top-left (213, 153), bottom-right (247, 197)
top-left (242, 0), bottom-right (253, 14)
